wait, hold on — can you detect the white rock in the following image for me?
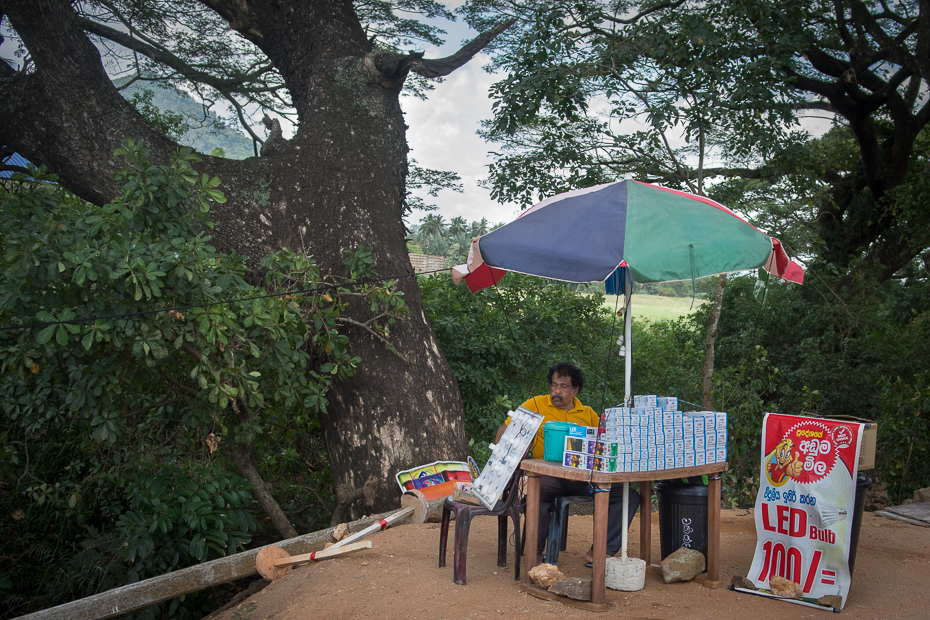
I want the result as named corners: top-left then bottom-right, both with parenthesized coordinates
top-left (605, 556), bottom-right (646, 591)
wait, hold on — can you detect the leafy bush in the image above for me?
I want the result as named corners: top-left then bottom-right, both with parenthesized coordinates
top-left (425, 266), bottom-right (930, 507)
top-left (708, 271), bottom-right (930, 503)
top-left (421, 274), bottom-right (625, 463)
top-left (0, 142), bottom-right (404, 618)
top-left (877, 372), bottom-right (930, 504)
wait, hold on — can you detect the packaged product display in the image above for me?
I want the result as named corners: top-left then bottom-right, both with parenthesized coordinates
top-left (558, 395), bottom-right (728, 473)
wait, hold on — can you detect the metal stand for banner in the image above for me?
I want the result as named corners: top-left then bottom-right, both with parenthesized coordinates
top-left (728, 585), bottom-right (841, 613)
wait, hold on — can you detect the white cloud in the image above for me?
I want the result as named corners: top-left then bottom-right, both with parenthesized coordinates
top-left (402, 56), bottom-right (521, 227)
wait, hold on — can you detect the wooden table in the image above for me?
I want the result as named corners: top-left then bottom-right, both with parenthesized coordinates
top-left (520, 459), bottom-right (727, 610)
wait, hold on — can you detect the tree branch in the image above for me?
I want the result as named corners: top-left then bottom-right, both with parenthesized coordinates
top-left (162, 372), bottom-right (200, 397)
top-left (394, 18), bottom-right (517, 80)
top-left (330, 476), bottom-right (379, 526)
top-left (0, 164), bottom-right (32, 176)
top-left (77, 17), bottom-right (277, 97)
top-left (196, 0), bottom-right (263, 41)
top-left (180, 342), bottom-right (204, 362)
top-left (602, 0), bottom-right (686, 24)
top-left (228, 398), bottom-right (299, 539)
top-left (335, 316), bottom-right (410, 363)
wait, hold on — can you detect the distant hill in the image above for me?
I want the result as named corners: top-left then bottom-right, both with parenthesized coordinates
top-left (114, 78), bottom-right (255, 160)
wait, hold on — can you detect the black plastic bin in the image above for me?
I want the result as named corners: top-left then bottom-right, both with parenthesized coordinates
top-left (655, 480), bottom-right (708, 560)
top-left (849, 472), bottom-right (872, 576)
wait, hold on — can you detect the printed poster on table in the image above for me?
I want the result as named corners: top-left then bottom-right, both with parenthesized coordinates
top-left (746, 413), bottom-right (863, 610)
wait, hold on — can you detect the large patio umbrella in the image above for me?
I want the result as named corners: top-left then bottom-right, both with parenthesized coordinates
top-left (453, 179), bottom-right (803, 293)
top-left (453, 179), bottom-right (802, 395)
top-left (451, 179), bottom-right (803, 572)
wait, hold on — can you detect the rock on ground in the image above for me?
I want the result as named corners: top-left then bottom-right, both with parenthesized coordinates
top-left (660, 547), bottom-right (706, 583)
top-left (731, 575), bottom-right (756, 590)
top-left (818, 594), bottom-right (843, 608)
top-left (549, 577), bottom-right (592, 601)
top-left (333, 523), bottom-right (350, 541)
top-left (528, 563), bottom-right (564, 588)
top-left (864, 482), bottom-right (889, 511)
top-left (914, 487), bottom-right (930, 504)
top-left (769, 575), bottom-right (803, 599)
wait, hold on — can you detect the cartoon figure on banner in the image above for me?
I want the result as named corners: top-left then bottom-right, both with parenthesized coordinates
top-left (766, 437), bottom-right (804, 486)
top-left (765, 420), bottom-right (839, 487)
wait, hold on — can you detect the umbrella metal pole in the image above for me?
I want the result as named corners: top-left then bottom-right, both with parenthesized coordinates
top-left (621, 481), bottom-right (630, 559)
top-left (622, 293), bottom-right (632, 557)
top-left (624, 294), bottom-right (632, 405)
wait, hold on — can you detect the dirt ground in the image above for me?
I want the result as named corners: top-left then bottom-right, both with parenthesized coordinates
top-left (214, 509), bottom-right (930, 620)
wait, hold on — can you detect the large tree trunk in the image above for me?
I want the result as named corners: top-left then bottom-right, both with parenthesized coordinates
top-left (1, 0), bottom-right (477, 512)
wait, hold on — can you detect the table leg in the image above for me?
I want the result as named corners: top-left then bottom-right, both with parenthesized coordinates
top-left (640, 480), bottom-right (652, 565)
top-left (523, 472), bottom-right (540, 585)
top-left (705, 475), bottom-right (722, 588)
top-left (592, 483), bottom-right (609, 605)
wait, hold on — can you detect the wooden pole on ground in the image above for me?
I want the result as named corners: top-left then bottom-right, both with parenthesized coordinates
top-left (255, 541), bottom-right (372, 580)
top-left (17, 491), bottom-right (434, 620)
top-left (332, 506), bottom-right (414, 548)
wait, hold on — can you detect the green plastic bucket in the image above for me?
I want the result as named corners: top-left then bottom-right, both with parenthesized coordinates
top-left (544, 421), bottom-right (574, 462)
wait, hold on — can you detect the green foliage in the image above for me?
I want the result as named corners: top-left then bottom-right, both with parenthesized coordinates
top-left (405, 159), bottom-right (463, 214)
top-left (713, 346), bottom-right (784, 507)
top-left (126, 88), bottom-right (190, 141)
top-left (467, 1), bottom-right (930, 281)
top-left (628, 315), bottom-right (704, 404)
top-left (468, 0), bottom-right (806, 207)
top-left (0, 141), bottom-right (405, 617)
top-left (421, 273), bottom-right (624, 462)
top-left (409, 215), bottom-right (497, 266)
top-left (878, 372), bottom-right (930, 504)
top-left (705, 269), bottom-right (930, 503)
top-left (425, 262), bottom-right (929, 506)
top-left (119, 464), bottom-right (255, 567)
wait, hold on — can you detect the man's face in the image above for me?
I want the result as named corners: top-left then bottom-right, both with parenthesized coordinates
top-left (549, 372), bottom-right (579, 411)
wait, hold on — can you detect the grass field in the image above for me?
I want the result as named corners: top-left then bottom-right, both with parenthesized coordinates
top-left (600, 293), bottom-right (707, 323)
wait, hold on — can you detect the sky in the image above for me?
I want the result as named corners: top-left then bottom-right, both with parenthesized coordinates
top-left (399, 15), bottom-right (523, 229)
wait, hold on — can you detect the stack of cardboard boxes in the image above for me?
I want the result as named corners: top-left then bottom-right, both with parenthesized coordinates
top-left (561, 395), bottom-right (728, 472)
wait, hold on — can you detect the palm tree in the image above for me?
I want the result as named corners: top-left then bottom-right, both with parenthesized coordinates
top-left (469, 218), bottom-right (490, 237)
top-left (417, 214), bottom-right (445, 245)
top-left (447, 233), bottom-right (472, 264)
top-left (426, 235), bottom-right (449, 257)
top-left (448, 216), bottom-right (468, 237)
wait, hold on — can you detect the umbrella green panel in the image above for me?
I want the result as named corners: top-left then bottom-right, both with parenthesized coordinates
top-left (623, 182), bottom-right (773, 283)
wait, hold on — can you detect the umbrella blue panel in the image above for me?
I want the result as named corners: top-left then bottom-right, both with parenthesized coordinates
top-left (478, 182), bottom-right (629, 283)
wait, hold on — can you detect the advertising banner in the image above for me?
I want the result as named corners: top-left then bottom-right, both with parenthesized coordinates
top-left (746, 413), bottom-right (863, 610)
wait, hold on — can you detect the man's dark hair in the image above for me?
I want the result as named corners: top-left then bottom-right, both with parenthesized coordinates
top-left (548, 363), bottom-right (584, 393)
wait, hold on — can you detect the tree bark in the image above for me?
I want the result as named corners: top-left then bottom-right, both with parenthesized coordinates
top-left (702, 274), bottom-right (727, 410)
top-left (229, 441), bottom-right (299, 540)
top-left (225, 398), bottom-right (298, 539)
top-left (0, 0), bottom-right (493, 511)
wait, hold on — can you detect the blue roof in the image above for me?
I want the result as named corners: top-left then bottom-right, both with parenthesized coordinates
top-left (1, 151), bottom-right (32, 178)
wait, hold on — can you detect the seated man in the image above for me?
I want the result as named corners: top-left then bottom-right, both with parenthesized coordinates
top-left (495, 362), bottom-right (640, 566)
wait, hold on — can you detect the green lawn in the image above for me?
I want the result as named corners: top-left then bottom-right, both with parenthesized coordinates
top-left (600, 293), bottom-right (707, 323)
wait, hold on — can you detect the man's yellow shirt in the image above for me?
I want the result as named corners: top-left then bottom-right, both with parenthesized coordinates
top-left (506, 395), bottom-right (599, 459)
